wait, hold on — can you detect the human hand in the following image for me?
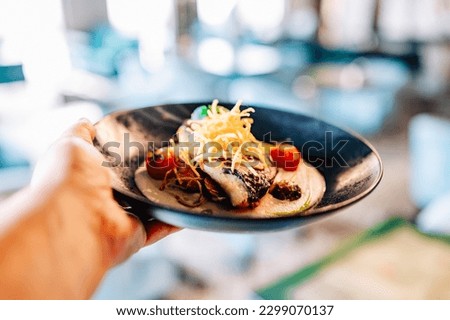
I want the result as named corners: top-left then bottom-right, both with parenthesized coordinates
top-left (0, 119), bottom-right (181, 299)
top-left (31, 119), bottom-right (180, 266)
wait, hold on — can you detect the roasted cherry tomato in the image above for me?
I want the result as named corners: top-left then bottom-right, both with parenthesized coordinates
top-left (146, 147), bottom-right (176, 180)
top-left (270, 144), bottom-right (301, 171)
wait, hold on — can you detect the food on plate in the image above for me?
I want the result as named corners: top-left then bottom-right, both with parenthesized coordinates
top-left (134, 100), bottom-right (325, 217)
top-left (145, 147), bottom-right (177, 180)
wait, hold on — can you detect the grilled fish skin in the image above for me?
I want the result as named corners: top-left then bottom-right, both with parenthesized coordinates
top-left (202, 161), bottom-right (277, 208)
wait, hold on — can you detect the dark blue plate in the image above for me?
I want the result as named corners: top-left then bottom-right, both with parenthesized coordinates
top-left (94, 103), bottom-right (382, 232)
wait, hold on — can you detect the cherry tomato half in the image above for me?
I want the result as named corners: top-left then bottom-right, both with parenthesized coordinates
top-left (146, 147), bottom-right (177, 180)
top-left (270, 144), bottom-right (301, 171)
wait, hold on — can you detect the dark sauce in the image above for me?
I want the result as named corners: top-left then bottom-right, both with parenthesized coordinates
top-left (269, 181), bottom-right (302, 201)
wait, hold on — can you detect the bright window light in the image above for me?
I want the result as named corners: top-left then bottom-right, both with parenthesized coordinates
top-left (198, 38), bottom-right (234, 76)
top-left (0, 0), bottom-right (70, 92)
top-left (107, 0), bottom-right (175, 72)
top-left (107, 0), bottom-right (142, 37)
top-left (197, 0), bottom-right (238, 26)
top-left (236, 45), bottom-right (280, 76)
top-left (237, 0), bottom-right (285, 41)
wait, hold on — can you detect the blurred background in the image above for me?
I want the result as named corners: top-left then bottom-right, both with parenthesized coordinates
top-left (0, 0), bottom-right (449, 299)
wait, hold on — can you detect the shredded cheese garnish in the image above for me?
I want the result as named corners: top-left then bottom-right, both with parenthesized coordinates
top-left (182, 99), bottom-right (268, 172)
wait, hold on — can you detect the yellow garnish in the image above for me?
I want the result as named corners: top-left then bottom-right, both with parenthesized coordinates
top-left (185, 99), bottom-right (268, 171)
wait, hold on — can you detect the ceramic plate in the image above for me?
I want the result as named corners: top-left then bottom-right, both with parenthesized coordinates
top-left (94, 103), bottom-right (382, 232)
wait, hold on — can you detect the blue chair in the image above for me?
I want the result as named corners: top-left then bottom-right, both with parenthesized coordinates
top-left (0, 64), bottom-right (25, 83)
top-left (409, 114), bottom-right (450, 208)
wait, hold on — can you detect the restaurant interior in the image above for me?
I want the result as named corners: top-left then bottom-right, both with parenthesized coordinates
top-left (0, 0), bottom-right (449, 299)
